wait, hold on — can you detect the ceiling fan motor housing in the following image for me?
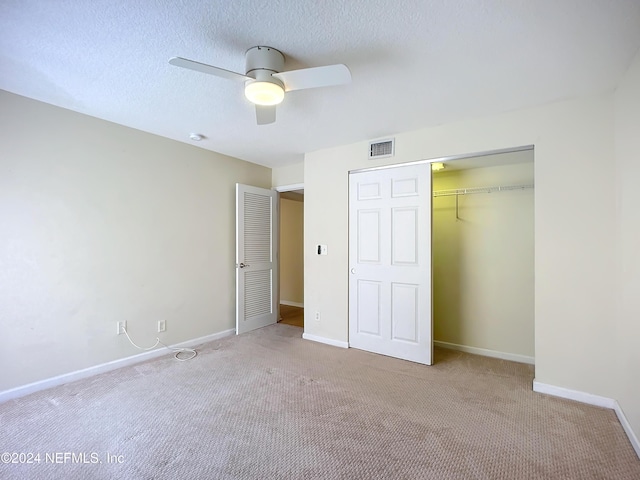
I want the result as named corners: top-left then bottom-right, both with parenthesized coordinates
top-left (245, 46), bottom-right (285, 87)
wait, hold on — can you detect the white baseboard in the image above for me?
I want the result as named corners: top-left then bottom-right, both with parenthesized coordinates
top-left (532, 380), bottom-right (616, 408)
top-left (434, 340), bottom-right (535, 365)
top-left (302, 333), bottom-right (348, 349)
top-left (280, 301), bottom-right (304, 308)
top-left (613, 402), bottom-right (640, 459)
top-left (0, 328), bottom-right (235, 404)
top-left (533, 380), bottom-right (640, 459)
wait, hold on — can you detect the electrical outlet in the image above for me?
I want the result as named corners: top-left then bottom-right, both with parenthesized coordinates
top-left (315, 311), bottom-right (321, 322)
top-left (157, 320), bottom-right (166, 333)
top-left (117, 321), bottom-right (127, 335)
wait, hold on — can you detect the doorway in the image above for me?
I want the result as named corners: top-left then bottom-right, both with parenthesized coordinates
top-left (277, 185), bottom-right (304, 328)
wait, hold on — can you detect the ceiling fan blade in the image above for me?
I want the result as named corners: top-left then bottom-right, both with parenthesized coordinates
top-left (169, 57), bottom-right (250, 82)
top-left (273, 64), bottom-right (351, 92)
top-left (256, 105), bottom-right (276, 125)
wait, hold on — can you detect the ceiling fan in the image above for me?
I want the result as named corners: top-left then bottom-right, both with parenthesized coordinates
top-left (169, 46), bottom-right (351, 125)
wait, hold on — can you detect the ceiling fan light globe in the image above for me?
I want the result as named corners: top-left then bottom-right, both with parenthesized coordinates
top-left (245, 81), bottom-right (284, 106)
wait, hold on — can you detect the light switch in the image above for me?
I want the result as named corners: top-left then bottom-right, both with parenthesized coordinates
top-left (317, 244), bottom-right (328, 255)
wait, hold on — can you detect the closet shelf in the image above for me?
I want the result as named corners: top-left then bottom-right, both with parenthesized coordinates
top-left (433, 183), bottom-right (534, 197)
top-left (433, 183), bottom-right (534, 220)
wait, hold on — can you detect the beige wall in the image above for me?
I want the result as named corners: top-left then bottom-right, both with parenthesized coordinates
top-left (433, 161), bottom-right (534, 358)
top-left (304, 94), bottom-right (617, 406)
top-left (614, 49), bottom-right (640, 442)
top-left (272, 162), bottom-right (304, 187)
top-left (279, 197), bottom-right (304, 305)
top-left (0, 91), bottom-right (271, 392)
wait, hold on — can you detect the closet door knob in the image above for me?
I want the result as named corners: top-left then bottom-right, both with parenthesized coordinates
top-left (350, 268), bottom-right (356, 274)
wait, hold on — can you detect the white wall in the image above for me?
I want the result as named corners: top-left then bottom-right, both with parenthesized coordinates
top-left (614, 48), bottom-right (640, 441)
top-left (279, 197), bottom-right (304, 305)
top-left (433, 161), bottom-right (534, 358)
top-left (304, 94), bottom-right (617, 403)
top-left (0, 91), bottom-right (271, 392)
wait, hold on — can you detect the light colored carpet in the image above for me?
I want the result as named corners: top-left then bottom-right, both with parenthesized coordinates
top-left (1, 324), bottom-right (638, 479)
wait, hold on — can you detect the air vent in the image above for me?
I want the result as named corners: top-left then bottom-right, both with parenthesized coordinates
top-left (368, 138), bottom-right (394, 159)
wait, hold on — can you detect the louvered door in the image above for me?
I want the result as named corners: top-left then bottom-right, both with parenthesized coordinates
top-left (236, 184), bottom-right (279, 334)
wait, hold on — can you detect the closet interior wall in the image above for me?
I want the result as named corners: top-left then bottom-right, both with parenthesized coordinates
top-left (432, 160), bottom-right (535, 361)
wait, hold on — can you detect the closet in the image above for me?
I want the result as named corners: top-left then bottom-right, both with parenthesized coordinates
top-left (432, 150), bottom-right (535, 364)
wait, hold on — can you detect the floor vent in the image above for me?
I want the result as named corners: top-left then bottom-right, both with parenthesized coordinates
top-left (368, 138), bottom-right (394, 159)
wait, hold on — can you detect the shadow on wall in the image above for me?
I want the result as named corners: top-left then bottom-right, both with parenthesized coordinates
top-left (433, 190), bottom-right (463, 344)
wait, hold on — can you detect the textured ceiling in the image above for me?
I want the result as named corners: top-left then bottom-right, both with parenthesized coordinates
top-left (1, 1), bottom-right (639, 168)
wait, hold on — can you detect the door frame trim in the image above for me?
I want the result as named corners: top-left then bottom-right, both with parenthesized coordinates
top-left (274, 183), bottom-right (304, 192)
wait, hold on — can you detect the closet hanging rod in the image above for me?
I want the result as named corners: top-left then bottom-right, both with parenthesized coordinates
top-left (433, 183), bottom-right (534, 197)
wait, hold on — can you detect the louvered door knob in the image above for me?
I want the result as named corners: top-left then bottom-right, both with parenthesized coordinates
top-left (239, 263), bottom-right (250, 268)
